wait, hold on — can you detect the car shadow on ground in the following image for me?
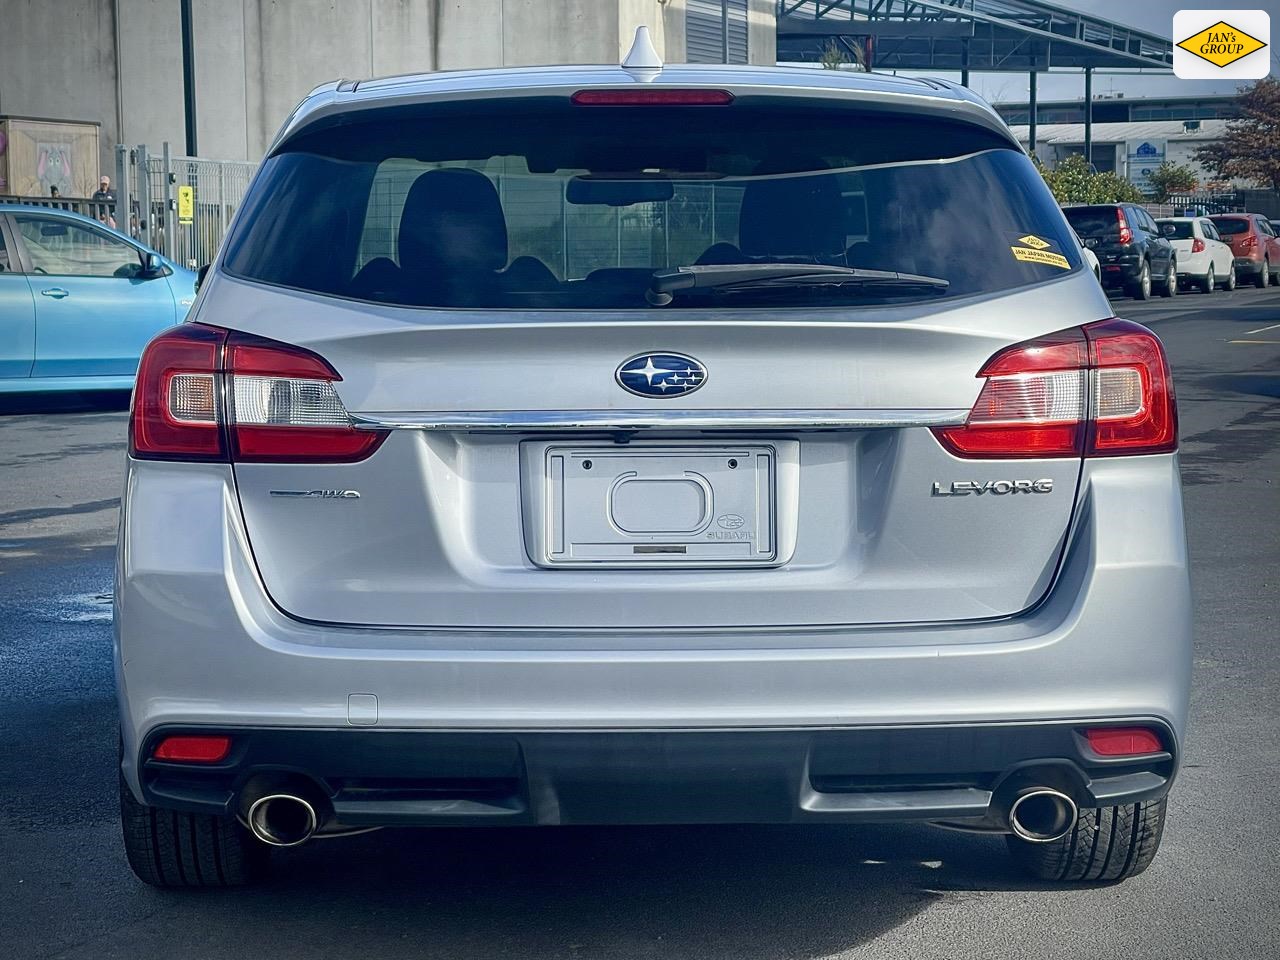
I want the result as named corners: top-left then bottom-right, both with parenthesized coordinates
top-left (0, 391), bottom-right (131, 416)
top-left (122, 821), bottom-right (1091, 958)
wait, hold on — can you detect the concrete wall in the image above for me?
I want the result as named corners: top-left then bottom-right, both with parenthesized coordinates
top-left (0, 0), bottom-right (778, 169)
top-left (117, 0), bottom-right (186, 160)
top-left (0, 0), bottom-right (121, 180)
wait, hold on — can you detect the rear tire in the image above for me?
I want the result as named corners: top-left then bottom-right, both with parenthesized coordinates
top-left (1224, 264), bottom-right (1236, 291)
top-left (1200, 265), bottom-right (1215, 294)
top-left (1160, 260), bottom-right (1177, 297)
top-left (120, 772), bottom-right (268, 887)
top-left (1255, 259), bottom-right (1269, 288)
top-left (1006, 797), bottom-right (1168, 884)
top-left (1130, 261), bottom-right (1152, 300)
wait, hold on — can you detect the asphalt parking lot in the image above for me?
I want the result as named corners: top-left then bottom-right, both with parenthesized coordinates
top-left (2, 288), bottom-right (1278, 959)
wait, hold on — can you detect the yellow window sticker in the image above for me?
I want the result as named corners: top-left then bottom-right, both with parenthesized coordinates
top-left (1016, 234), bottom-right (1052, 250)
top-left (1011, 245), bottom-right (1070, 269)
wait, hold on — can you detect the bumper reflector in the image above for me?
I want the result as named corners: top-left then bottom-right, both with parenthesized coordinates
top-left (153, 735), bottom-right (232, 763)
top-left (1084, 727), bottom-right (1163, 757)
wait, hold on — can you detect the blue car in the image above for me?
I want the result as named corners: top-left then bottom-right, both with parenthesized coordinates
top-left (0, 204), bottom-right (197, 393)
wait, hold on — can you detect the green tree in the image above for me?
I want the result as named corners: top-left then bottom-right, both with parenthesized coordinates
top-left (1146, 161), bottom-right (1199, 202)
top-left (1038, 154), bottom-right (1145, 204)
top-left (1193, 76), bottom-right (1280, 192)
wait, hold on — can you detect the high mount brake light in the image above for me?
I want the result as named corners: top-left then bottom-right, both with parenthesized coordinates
top-left (571, 89), bottom-right (734, 106)
top-left (130, 324), bottom-right (387, 463)
top-left (933, 319), bottom-right (1177, 459)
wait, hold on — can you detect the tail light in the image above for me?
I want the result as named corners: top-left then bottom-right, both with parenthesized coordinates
top-left (1241, 234), bottom-right (1258, 250)
top-left (131, 324), bottom-right (386, 463)
top-left (1116, 208), bottom-right (1133, 245)
top-left (1191, 238), bottom-right (1205, 253)
top-left (933, 319), bottom-right (1177, 459)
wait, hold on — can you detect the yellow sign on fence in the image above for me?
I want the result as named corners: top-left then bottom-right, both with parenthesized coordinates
top-left (177, 186), bottom-right (194, 224)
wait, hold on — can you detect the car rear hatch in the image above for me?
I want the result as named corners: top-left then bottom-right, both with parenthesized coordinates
top-left (170, 81), bottom-right (1132, 633)
top-left (1211, 218), bottom-right (1256, 258)
top-left (1063, 205), bottom-right (1129, 260)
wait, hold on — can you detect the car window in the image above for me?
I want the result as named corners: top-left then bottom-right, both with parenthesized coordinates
top-left (1064, 207), bottom-right (1120, 239)
top-left (223, 102), bottom-right (1081, 310)
top-left (1157, 220), bottom-right (1192, 239)
top-left (14, 215), bottom-right (142, 278)
top-left (1138, 209), bottom-right (1159, 233)
top-left (1258, 219), bottom-right (1276, 237)
top-left (1211, 217), bottom-right (1250, 235)
top-left (1200, 221), bottom-right (1216, 241)
top-left (0, 226), bottom-right (9, 272)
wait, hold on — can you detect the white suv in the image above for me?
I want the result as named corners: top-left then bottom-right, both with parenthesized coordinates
top-left (1157, 216), bottom-right (1236, 293)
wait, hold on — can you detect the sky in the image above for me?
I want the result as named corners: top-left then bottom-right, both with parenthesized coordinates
top-left (883, 0), bottom-right (1280, 104)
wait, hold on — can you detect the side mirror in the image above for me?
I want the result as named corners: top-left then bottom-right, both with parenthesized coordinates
top-left (139, 251), bottom-right (169, 279)
top-left (195, 263), bottom-right (210, 293)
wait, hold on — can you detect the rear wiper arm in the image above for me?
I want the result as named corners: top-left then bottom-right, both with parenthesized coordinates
top-left (647, 263), bottom-right (949, 305)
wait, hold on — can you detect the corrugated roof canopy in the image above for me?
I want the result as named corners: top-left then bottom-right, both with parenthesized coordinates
top-left (1008, 118), bottom-right (1229, 144)
top-left (778, 0), bottom-right (1174, 71)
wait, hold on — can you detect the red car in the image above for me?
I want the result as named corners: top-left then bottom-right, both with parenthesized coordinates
top-left (1209, 214), bottom-right (1280, 288)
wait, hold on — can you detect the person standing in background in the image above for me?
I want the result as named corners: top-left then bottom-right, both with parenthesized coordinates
top-left (92, 175), bottom-right (117, 228)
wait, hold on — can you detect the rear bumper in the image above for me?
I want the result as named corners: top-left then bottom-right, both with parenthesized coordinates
top-left (138, 720), bottom-right (1177, 826)
top-left (1097, 254), bottom-right (1142, 287)
top-left (116, 454), bottom-right (1193, 818)
top-left (1234, 257), bottom-right (1265, 275)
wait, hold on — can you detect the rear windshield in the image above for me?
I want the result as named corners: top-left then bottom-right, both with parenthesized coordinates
top-left (223, 100), bottom-right (1081, 309)
top-left (1211, 217), bottom-right (1250, 235)
top-left (1063, 206), bottom-right (1121, 240)
top-left (1157, 220), bottom-right (1193, 239)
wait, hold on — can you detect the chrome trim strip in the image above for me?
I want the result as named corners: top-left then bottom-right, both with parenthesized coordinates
top-left (350, 409), bottom-right (969, 431)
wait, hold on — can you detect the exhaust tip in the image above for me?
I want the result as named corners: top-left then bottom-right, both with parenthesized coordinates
top-left (246, 793), bottom-right (318, 847)
top-left (1008, 789), bottom-right (1078, 844)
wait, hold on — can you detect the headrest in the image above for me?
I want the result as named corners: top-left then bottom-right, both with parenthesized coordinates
top-left (738, 169), bottom-right (846, 260)
top-left (398, 168), bottom-right (508, 276)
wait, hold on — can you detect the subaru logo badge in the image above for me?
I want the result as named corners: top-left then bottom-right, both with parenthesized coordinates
top-left (616, 353), bottom-right (707, 398)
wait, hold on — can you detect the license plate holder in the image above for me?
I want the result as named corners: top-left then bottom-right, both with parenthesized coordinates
top-left (532, 443), bottom-right (777, 567)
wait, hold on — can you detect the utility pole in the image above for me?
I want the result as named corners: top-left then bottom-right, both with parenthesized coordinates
top-left (180, 0), bottom-right (198, 156)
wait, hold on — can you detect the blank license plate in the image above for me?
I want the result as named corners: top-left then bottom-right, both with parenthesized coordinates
top-left (537, 444), bottom-right (776, 566)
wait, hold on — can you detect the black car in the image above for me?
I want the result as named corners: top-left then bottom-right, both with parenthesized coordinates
top-left (1063, 203), bottom-right (1177, 300)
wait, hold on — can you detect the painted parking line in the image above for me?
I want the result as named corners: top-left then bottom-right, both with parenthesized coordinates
top-left (1227, 339), bottom-right (1280, 344)
top-left (1242, 322), bottom-right (1280, 335)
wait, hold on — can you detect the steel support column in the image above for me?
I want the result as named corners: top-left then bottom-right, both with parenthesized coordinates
top-left (1028, 70), bottom-right (1037, 158)
top-left (1083, 66), bottom-right (1093, 170)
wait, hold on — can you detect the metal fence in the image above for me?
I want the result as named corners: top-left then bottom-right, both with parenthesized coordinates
top-left (3, 144), bottom-right (256, 269)
top-left (134, 146), bottom-right (257, 269)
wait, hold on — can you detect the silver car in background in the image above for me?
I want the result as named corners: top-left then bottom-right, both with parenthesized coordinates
top-left (116, 38), bottom-right (1191, 889)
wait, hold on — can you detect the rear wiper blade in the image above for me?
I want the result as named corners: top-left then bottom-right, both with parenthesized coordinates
top-left (647, 263), bottom-right (949, 305)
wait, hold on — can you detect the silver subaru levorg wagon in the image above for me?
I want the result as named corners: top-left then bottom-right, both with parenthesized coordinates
top-left (116, 36), bottom-right (1191, 888)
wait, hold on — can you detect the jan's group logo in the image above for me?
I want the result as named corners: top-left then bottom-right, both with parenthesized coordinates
top-left (1173, 10), bottom-right (1269, 79)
